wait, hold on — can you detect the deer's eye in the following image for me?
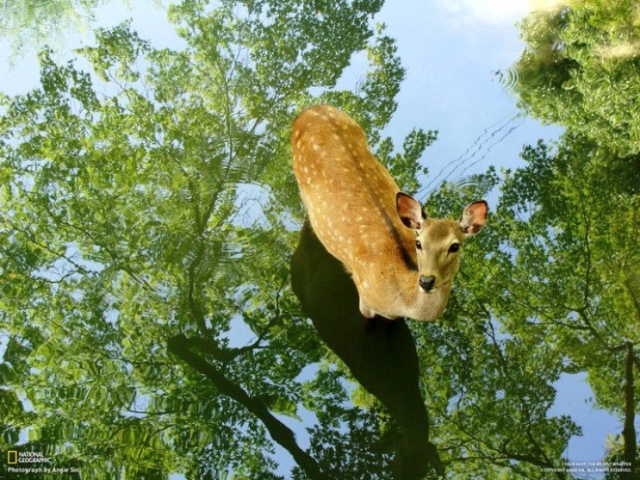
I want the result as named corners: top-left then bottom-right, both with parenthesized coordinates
top-left (448, 243), bottom-right (460, 254)
top-left (415, 239), bottom-right (422, 250)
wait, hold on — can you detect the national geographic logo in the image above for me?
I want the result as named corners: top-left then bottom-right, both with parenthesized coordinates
top-left (7, 451), bottom-right (51, 464)
top-left (6, 450), bottom-right (51, 475)
top-left (5, 450), bottom-right (80, 475)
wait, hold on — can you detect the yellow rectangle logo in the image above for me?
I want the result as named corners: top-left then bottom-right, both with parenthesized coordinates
top-left (7, 451), bottom-right (18, 464)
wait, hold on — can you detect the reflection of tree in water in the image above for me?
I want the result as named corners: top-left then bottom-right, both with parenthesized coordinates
top-left (2, 0), bottom-right (638, 478)
top-left (0, 0), bottom-right (109, 58)
top-left (0, 1), bottom-right (423, 477)
top-left (511, 1), bottom-right (640, 475)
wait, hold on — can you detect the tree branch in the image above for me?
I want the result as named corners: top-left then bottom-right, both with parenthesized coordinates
top-left (167, 333), bottom-right (328, 480)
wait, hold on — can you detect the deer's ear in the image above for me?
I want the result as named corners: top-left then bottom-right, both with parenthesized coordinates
top-left (460, 200), bottom-right (488, 235)
top-left (396, 192), bottom-right (425, 230)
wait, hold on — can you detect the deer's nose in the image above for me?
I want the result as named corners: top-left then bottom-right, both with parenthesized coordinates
top-left (419, 275), bottom-right (436, 292)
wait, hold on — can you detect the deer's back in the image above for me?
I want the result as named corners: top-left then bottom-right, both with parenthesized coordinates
top-left (292, 105), bottom-right (411, 271)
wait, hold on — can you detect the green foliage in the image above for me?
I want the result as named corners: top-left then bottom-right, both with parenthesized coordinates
top-left (484, 132), bottom-right (640, 476)
top-left (0, 0), bottom-right (112, 59)
top-left (0, 0), bottom-right (420, 477)
top-left (8, 1), bottom-right (633, 478)
top-left (604, 435), bottom-right (640, 480)
top-left (511, 11), bottom-right (640, 468)
top-left (404, 175), bottom-right (580, 479)
top-left (377, 127), bottom-right (437, 195)
top-left (514, 0), bottom-right (640, 156)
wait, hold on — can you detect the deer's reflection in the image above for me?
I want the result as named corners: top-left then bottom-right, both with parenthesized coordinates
top-left (291, 221), bottom-right (444, 479)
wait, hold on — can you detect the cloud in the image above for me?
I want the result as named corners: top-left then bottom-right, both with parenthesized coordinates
top-left (435, 0), bottom-right (530, 27)
top-left (528, 0), bottom-right (571, 13)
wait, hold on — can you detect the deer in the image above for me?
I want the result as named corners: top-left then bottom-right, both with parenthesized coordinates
top-left (290, 220), bottom-right (445, 478)
top-left (291, 105), bottom-right (487, 322)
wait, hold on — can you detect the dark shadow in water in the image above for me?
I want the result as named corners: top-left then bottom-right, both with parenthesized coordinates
top-left (291, 220), bottom-right (444, 479)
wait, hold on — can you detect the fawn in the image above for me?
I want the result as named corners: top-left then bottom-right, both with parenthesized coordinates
top-left (292, 105), bottom-right (487, 321)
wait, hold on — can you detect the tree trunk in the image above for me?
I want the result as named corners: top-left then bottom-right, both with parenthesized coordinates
top-left (622, 342), bottom-right (636, 480)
